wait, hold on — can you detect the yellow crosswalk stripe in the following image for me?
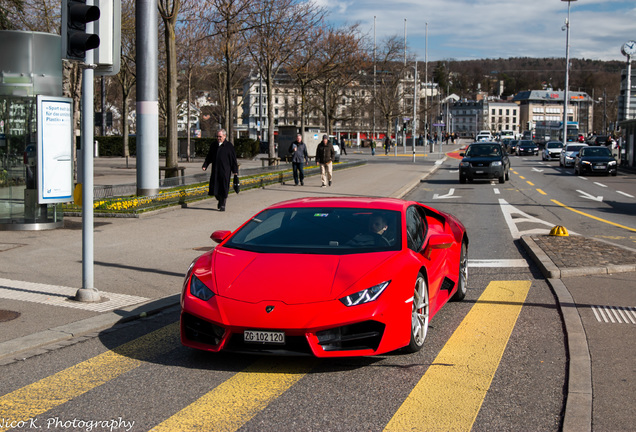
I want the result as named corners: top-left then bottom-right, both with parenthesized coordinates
top-left (0, 323), bottom-right (179, 431)
top-left (385, 280), bottom-right (531, 432)
top-left (151, 357), bottom-right (317, 432)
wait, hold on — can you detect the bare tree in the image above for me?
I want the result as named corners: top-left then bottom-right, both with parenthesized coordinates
top-left (310, 25), bottom-right (367, 134)
top-left (374, 35), bottom-right (408, 138)
top-left (157, 0), bottom-right (185, 177)
top-left (115, 0), bottom-right (136, 157)
top-left (244, 0), bottom-right (325, 163)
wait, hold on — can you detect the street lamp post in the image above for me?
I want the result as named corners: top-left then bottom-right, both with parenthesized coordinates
top-left (561, 0), bottom-right (577, 143)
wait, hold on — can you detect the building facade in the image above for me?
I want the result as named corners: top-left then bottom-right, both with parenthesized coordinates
top-left (513, 90), bottom-right (593, 135)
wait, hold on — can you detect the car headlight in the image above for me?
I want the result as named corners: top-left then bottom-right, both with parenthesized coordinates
top-left (582, 161), bottom-right (592, 166)
top-left (339, 281), bottom-right (389, 307)
top-left (609, 161), bottom-right (617, 165)
top-left (460, 161), bottom-right (470, 167)
top-left (190, 275), bottom-right (215, 301)
top-left (491, 161), bottom-right (502, 166)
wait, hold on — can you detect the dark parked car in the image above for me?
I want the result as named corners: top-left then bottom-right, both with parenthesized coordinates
top-left (507, 139), bottom-right (519, 154)
top-left (574, 146), bottom-right (617, 176)
top-left (459, 142), bottom-right (510, 184)
top-left (516, 140), bottom-right (539, 156)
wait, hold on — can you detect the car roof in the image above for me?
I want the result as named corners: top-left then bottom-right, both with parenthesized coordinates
top-left (266, 197), bottom-right (410, 212)
top-left (469, 141), bottom-right (501, 145)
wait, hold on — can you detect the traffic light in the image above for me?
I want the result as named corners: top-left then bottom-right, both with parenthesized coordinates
top-left (61, 0), bottom-right (100, 62)
top-left (403, 122), bottom-right (407, 132)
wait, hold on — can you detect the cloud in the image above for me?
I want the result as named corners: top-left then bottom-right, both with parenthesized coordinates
top-left (322, 0), bottom-right (636, 61)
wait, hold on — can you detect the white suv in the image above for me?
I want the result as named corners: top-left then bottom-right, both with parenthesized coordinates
top-left (476, 131), bottom-right (493, 142)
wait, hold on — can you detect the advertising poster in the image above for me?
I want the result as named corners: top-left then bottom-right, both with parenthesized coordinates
top-left (37, 96), bottom-right (73, 203)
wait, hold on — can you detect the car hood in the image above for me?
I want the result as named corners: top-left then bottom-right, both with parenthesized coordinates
top-left (461, 156), bottom-right (502, 163)
top-left (206, 247), bottom-right (397, 304)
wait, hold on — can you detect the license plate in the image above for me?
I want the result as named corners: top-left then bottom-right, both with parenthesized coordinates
top-left (244, 330), bottom-right (285, 344)
top-left (594, 165), bottom-right (606, 170)
top-left (475, 170), bottom-right (484, 174)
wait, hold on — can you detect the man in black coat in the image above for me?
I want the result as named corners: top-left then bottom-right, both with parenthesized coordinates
top-left (202, 129), bottom-right (238, 211)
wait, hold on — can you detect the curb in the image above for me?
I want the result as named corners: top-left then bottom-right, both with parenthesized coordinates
top-left (521, 235), bottom-right (592, 432)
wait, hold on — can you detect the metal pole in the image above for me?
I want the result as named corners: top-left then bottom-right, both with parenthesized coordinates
top-left (626, 56), bottom-right (632, 120)
top-left (562, 0), bottom-right (573, 143)
top-left (136, 0), bottom-right (159, 196)
top-left (76, 11), bottom-right (99, 302)
top-left (373, 16), bottom-right (376, 146)
top-left (413, 61), bottom-right (417, 162)
top-left (424, 23), bottom-right (428, 149)
top-left (403, 18), bottom-right (407, 153)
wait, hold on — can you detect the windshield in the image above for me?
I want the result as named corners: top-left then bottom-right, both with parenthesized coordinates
top-left (224, 207), bottom-right (402, 254)
top-left (547, 142), bottom-right (563, 148)
top-left (581, 147), bottom-right (611, 157)
top-left (466, 145), bottom-right (501, 157)
top-left (565, 145), bottom-right (584, 152)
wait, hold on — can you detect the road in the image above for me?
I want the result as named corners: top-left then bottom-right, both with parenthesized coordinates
top-left (1, 151), bottom-right (634, 431)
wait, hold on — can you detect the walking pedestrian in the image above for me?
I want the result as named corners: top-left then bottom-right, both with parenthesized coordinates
top-left (340, 136), bottom-right (347, 155)
top-left (202, 129), bottom-right (238, 211)
top-left (370, 139), bottom-right (376, 156)
top-left (289, 134), bottom-right (308, 186)
top-left (316, 134), bottom-right (335, 187)
top-left (384, 136), bottom-right (390, 155)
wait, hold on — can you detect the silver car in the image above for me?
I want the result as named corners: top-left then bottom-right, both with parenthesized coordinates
top-left (542, 141), bottom-right (564, 161)
top-left (559, 143), bottom-right (587, 167)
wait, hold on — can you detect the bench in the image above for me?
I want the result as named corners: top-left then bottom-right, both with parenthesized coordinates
top-left (260, 157), bottom-right (281, 167)
top-left (159, 166), bottom-right (186, 183)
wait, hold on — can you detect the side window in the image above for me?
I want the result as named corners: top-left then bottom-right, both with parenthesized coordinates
top-left (406, 206), bottom-right (425, 252)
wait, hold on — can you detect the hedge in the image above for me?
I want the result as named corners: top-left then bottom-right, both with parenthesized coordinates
top-left (87, 136), bottom-right (260, 159)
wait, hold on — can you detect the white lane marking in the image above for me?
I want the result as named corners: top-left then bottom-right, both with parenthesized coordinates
top-left (591, 305), bottom-right (636, 324)
top-left (433, 188), bottom-right (461, 199)
top-left (577, 190), bottom-right (603, 202)
top-left (617, 191), bottom-right (634, 198)
top-left (593, 182), bottom-right (608, 188)
top-left (578, 176), bottom-right (588, 180)
top-left (0, 278), bottom-right (148, 312)
top-left (499, 199), bottom-right (579, 239)
top-left (468, 259), bottom-right (528, 268)
top-left (493, 188), bottom-right (500, 195)
top-left (435, 159), bottom-right (445, 165)
top-left (532, 168), bottom-right (544, 172)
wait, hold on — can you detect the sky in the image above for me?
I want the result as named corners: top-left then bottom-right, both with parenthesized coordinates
top-left (318, 0), bottom-right (636, 62)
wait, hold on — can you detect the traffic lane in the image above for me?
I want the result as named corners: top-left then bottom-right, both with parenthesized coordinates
top-left (0, 270), bottom-right (565, 431)
top-left (409, 163), bottom-right (524, 260)
top-left (561, 271), bottom-right (636, 432)
top-left (506, 159), bottom-right (636, 247)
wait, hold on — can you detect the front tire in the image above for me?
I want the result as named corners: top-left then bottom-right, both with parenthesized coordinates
top-left (405, 273), bottom-right (429, 353)
top-left (452, 241), bottom-right (468, 301)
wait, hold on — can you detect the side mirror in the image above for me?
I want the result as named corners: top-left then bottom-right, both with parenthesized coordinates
top-left (423, 233), bottom-right (455, 259)
top-left (211, 230), bottom-right (232, 244)
top-left (459, 152), bottom-right (465, 157)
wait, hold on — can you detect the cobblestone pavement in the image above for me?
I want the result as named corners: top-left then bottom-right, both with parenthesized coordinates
top-left (532, 235), bottom-right (636, 269)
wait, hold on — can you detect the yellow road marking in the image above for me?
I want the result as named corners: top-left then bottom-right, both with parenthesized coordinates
top-left (0, 323), bottom-right (179, 431)
top-left (537, 189), bottom-right (547, 195)
top-left (519, 175), bottom-right (526, 179)
top-left (385, 280), bottom-right (531, 432)
top-left (551, 199), bottom-right (636, 232)
top-left (152, 358), bottom-right (317, 432)
top-left (526, 181), bottom-right (534, 186)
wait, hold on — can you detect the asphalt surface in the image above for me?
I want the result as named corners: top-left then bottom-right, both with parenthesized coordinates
top-left (1, 142), bottom-right (635, 431)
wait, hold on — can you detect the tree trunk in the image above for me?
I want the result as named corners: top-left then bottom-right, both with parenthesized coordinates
top-left (164, 19), bottom-right (179, 177)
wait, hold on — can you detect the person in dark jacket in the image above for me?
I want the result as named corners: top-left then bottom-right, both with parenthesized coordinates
top-left (289, 134), bottom-right (308, 186)
top-left (202, 129), bottom-right (238, 211)
top-left (316, 134), bottom-right (335, 187)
